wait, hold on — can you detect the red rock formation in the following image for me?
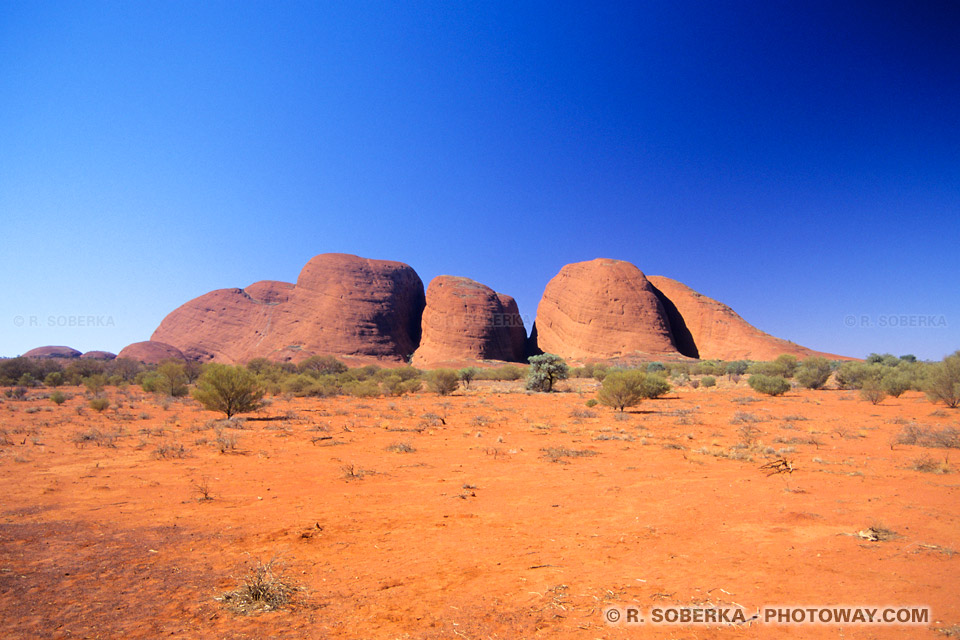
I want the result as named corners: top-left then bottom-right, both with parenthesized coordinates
top-left (647, 276), bottom-right (848, 361)
top-left (412, 276), bottom-right (527, 367)
top-left (151, 287), bottom-right (282, 362)
top-left (80, 350), bottom-right (117, 360)
top-left (23, 346), bottom-right (81, 359)
top-left (243, 280), bottom-right (294, 304)
top-left (151, 253), bottom-right (425, 364)
top-left (117, 341), bottom-right (187, 364)
top-left (531, 259), bottom-right (680, 361)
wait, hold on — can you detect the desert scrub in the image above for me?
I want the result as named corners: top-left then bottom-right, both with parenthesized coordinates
top-left (525, 354), bottom-right (569, 392)
top-left (219, 557), bottom-right (299, 615)
top-left (795, 356), bottom-right (833, 389)
top-left (596, 370), bottom-right (670, 411)
top-left (748, 374), bottom-right (791, 396)
top-left (541, 446), bottom-right (599, 462)
top-left (193, 364), bottom-right (264, 418)
top-left (425, 369), bottom-right (459, 396)
top-left (88, 397), bottom-right (110, 412)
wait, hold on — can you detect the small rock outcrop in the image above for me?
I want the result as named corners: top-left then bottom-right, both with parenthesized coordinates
top-left (117, 341), bottom-right (187, 364)
top-left (23, 346), bottom-right (82, 359)
top-left (80, 350), bottom-right (117, 360)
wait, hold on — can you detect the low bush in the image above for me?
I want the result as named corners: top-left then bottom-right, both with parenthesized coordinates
top-left (748, 374), bottom-right (791, 396)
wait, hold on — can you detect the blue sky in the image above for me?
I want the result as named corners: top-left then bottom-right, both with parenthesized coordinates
top-left (1, 1), bottom-right (957, 360)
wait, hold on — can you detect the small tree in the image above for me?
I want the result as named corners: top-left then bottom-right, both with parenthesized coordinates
top-left (526, 354), bottom-right (569, 392)
top-left (156, 360), bottom-right (189, 397)
top-left (193, 364), bottom-right (264, 419)
top-left (795, 357), bottom-right (832, 389)
top-left (426, 369), bottom-right (459, 396)
top-left (748, 374), bottom-right (791, 396)
top-left (458, 367), bottom-right (479, 389)
top-left (925, 351), bottom-right (960, 408)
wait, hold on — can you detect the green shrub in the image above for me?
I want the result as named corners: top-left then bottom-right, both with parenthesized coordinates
top-left (795, 357), bottom-right (833, 389)
top-left (525, 354), bottom-right (569, 392)
top-left (426, 369), bottom-right (459, 396)
top-left (725, 360), bottom-right (750, 376)
top-left (701, 375), bottom-right (716, 388)
top-left (692, 360), bottom-right (723, 376)
top-left (585, 398), bottom-right (598, 408)
top-left (381, 375), bottom-right (421, 396)
top-left (82, 374), bottom-right (108, 396)
top-left (298, 355), bottom-right (348, 377)
top-left (925, 351), bottom-right (960, 408)
top-left (50, 390), bottom-right (67, 405)
top-left (597, 370), bottom-right (645, 412)
top-left (458, 367), bottom-right (479, 388)
top-left (641, 374), bottom-right (671, 398)
top-left (44, 371), bottom-right (64, 388)
top-left (860, 380), bottom-right (886, 405)
top-left (881, 370), bottom-right (913, 398)
top-left (750, 355), bottom-right (798, 379)
top-left (341, 379), bottom-right (381, 397)
top-left (748, 374), bottom-right (791, 396)
top-left (193, 364), bottom-right (265, 419)
top-left (156, 360), bottom-right (189, 397)
top-left (88, 397), bottom-right (110, 412)
top-left (835, 362), bottom-right (882, 390)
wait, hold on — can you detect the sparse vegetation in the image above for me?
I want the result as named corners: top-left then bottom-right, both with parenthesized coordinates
top-left (219, 556), bottom-right (298, 614)
top-left (795, 357), bottom-right (832, 389)
top-left (860, 381), bottom-right (886, 405)
top-left (541, 446), bottom-right (599, 462)
top-left (596, 370), bottom-right (670, 411)
top-left (88, 397), bottom-right (110, 412)
top-left (748, 374), bottom-right (791, 396)
top-left (426, 369), bottom-right (459, 396)
top-left (525, 354), bottom-right (569, 392)
top-left (193, 364), bottom-right (265, 419)
top-left (925, 351), bottom-right (960, 408)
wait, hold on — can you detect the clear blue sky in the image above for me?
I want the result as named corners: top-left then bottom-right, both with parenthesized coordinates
top-left (1, 1), bottom-right (957, 360)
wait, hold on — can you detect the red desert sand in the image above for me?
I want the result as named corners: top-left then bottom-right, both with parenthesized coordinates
top-left (1, 381), bottom-right (957, 638)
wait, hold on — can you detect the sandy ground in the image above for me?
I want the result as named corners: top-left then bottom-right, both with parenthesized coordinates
top-left (1, 380), bottom-right (957, 639)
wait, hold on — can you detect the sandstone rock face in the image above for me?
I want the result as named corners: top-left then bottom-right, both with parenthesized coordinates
top-left (532, 259), bottom-right (679, 361)
top-left (151, 287), bottom-right (282, 363)
top-left (80, 350), bottom-right (117, 360)
top-left (117, 341), bottom-right (187, 364)
top-left (23, 346), bottom-right (81, 359)
top-left (23, 346), bottom-right (80, 358)
top-left (647, 276), bottom-right (841, 361)
top-left (243, 280), bottom-right (294, 304)
top-left (151, 253), bottom-right (425, 364)
top-left (412, 276), bottom-right (527, 367)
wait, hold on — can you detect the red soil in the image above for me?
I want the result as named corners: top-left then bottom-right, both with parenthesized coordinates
top-left (1, 383), bottom-right (957, 639)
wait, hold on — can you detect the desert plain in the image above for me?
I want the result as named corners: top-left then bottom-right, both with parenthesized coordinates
top-left (1, 379), bottom-right (957, 639)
